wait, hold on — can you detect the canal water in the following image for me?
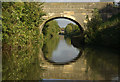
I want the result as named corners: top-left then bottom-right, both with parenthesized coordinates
top-left (43, 35), bottom-right (80, 65)
top-left (2, 35), bottom-right (119, 80)
top-left (40, 35), bottom-right (119, 80)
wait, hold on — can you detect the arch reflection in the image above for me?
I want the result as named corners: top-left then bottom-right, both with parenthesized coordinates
top-left (42, 35), bottom-right (83, 65)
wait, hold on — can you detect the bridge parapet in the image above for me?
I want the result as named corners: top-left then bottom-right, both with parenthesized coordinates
top-left (39, 2), bottom-right (115, 33)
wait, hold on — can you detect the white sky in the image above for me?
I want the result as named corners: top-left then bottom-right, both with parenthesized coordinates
top-left (55, 19), bottom-right (76, 28)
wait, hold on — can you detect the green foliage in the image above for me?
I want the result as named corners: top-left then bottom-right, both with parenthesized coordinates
top-left (42, 20), bottom-right (60, 39)
top-left (2, 2), bottom-right (46, 80)
top-left (42, 20), bottom-right (61, 59)
top-left (65, 23), bottom-right (73, 34)
top-left (85, 9), bottom-right (102, 43)
top-left (85, 8), bottom-right (120, 48)
top-left (0, 20), bottom-right (1, 41)
top-left (64, 37), bottom-right (71, 46)
top-left (42, 35), bottom-right (59, 59)
top-left (86, 8), bottom-right (102, 32)
top-left (2, 2), bottom-right (45, 48)
top-left (64, 23), bottom-right (80, 36)
top-left (2, 42), bottom-right (44, 80)
top-left (42, 20), bottom-right (60, 58)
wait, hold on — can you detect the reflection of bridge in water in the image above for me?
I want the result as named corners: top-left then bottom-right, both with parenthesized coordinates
top-left (39, 49), bottom-right (107, 80)
top-left (39, 50), bottom-right (91, 80)
top-left (38, 47), bottom-right (118, 80)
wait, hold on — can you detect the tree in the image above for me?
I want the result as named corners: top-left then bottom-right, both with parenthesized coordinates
top-left (42, 20), bottom-right (60, 39)
top-left (87, 8), bottom-right (102, 32)
top-left (2, 2), bottom-right (46, 48)
top-left (85, 8), bottom-right (103, 44)
top-left (65, 23), bottom-right (73, 34)
top-left (64, 23), bottom-right (80, 36)
top-left (2, 2), bottom-right (46, 80)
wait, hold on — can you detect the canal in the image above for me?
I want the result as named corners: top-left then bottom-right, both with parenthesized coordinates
top-left (40, 35), bottom-right (119, 80)
top-left (2, 35), bottom-right (119, 80)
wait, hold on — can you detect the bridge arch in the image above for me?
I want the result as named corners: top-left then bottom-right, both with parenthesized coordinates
top-left (40, 17), bottom-right (84, 34)
top-left (43, 49), bottom-right (83, 65)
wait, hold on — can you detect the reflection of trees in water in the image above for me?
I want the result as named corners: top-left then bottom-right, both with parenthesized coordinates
top-left (43, 36), bottom-right (83, 65)
top-left (84, 47), bottom-right (118, 80)
top-left (2, 43), bottom-right (43, 80)
top-left (70, 38), bottom-right (118, 80)
top-left (71, 38), bottom-right (84, 49)
top-left (64, 36), bottom-right (71, 46)
top-left (42, 35), bottom-right (118, 80)
top-left (42, 36), bottom-right (60, 59)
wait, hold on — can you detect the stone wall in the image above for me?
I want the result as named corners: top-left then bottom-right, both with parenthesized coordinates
top-left (41, 2), bottom-right (114, 30)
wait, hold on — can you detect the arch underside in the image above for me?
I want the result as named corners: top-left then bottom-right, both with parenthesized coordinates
top-left (41, 16), bottom-right (84, 33)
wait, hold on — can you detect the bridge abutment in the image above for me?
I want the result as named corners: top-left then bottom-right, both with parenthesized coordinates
top-left (39, 2), bottom-right (115, 33)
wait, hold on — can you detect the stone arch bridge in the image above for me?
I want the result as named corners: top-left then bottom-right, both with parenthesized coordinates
top-left (39, 2), bottom-right (114, 33)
